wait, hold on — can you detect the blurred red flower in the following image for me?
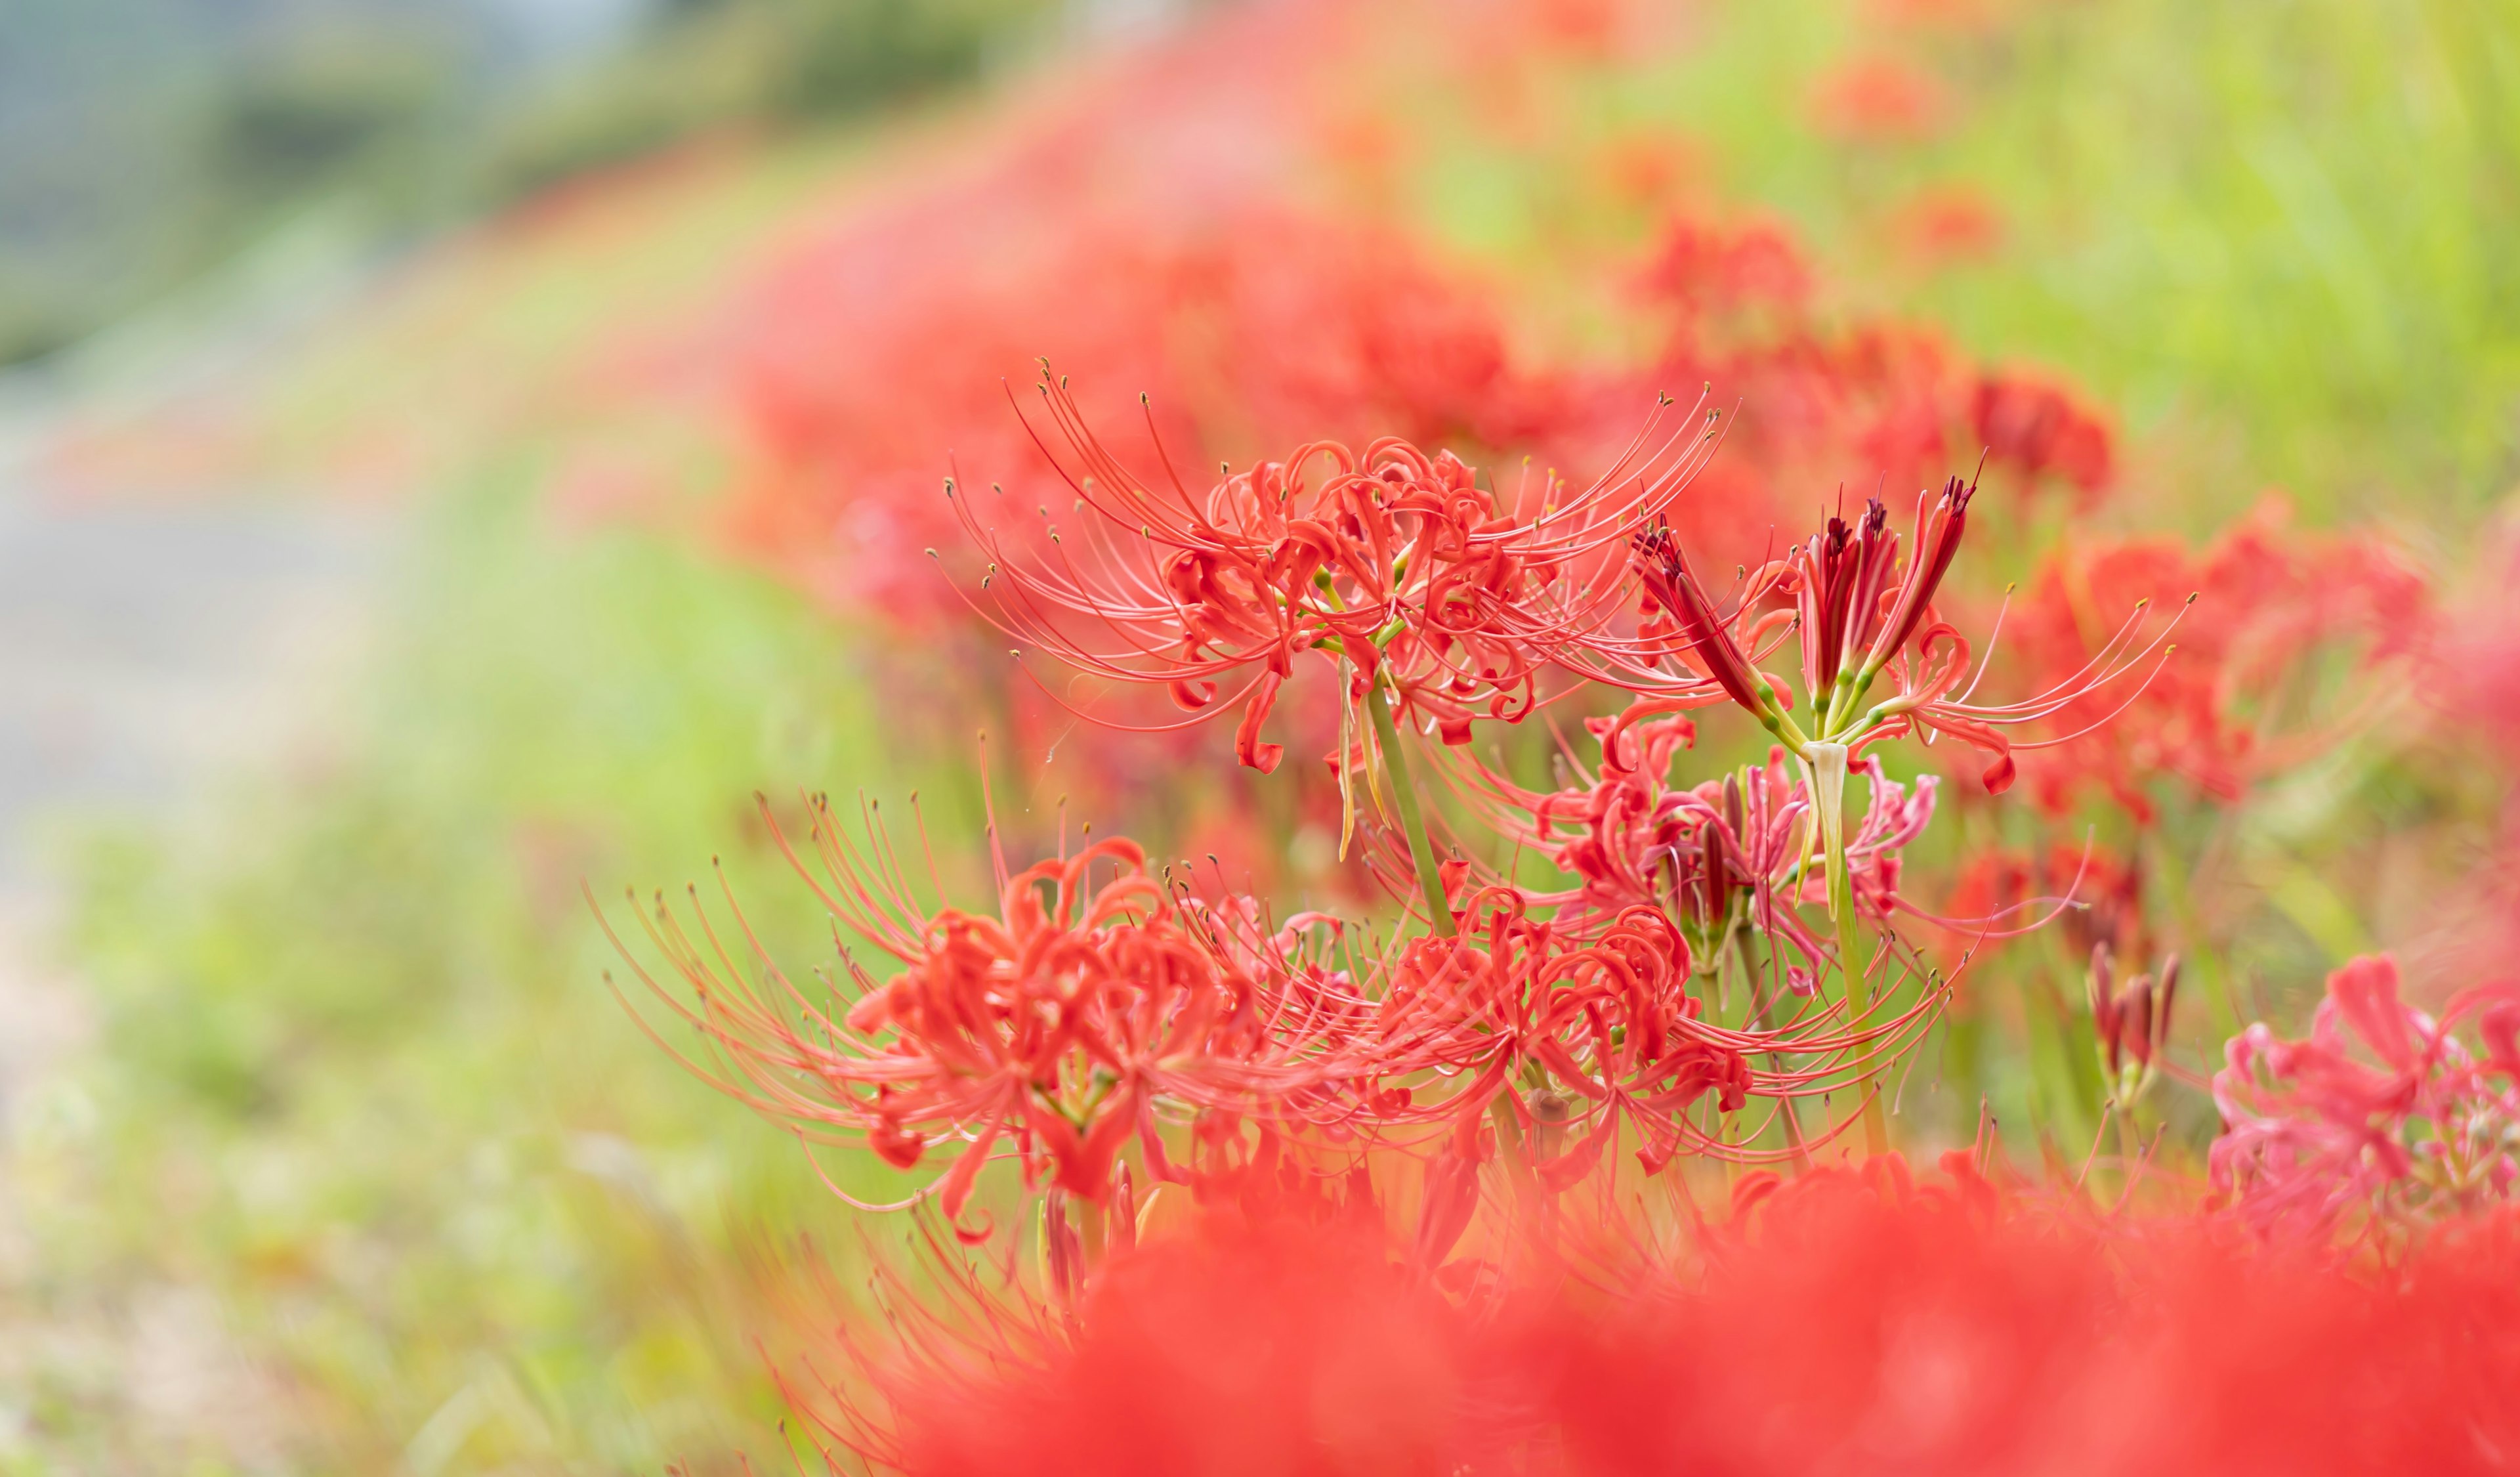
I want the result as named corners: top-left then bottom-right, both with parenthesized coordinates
top-left (850, 1159), bottom-right (2520, 1476)
top-left (2002, 499), bottom-right (2427, 817)
top-left (1893, 184), bottom-right (2008, 267)
top-left (1971, 370), bottom-right (2114, 499)
top-left (2214, 953), bottom-right (2520, 1241)
top-left (1812, 56), bottom-right (1952, 142)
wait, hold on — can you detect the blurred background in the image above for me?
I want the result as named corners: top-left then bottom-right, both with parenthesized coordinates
top-left (0, 0), bottom-right (2514, 1470)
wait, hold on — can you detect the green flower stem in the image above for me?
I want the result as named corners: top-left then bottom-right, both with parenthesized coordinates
top-left (1829, 812), bottom-right (1891, 1159)
top-left (1733, 925), bottom-right (1812, 1170)
top-left (1366, 674), bottom-right (1456, 939)
top-left (1360, 672), bottom-right (1541, 1197)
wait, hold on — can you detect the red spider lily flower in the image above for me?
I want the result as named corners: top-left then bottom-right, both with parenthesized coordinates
top-left (1633, 215), bottom-right (1813, 319)
top-left (1811, 55), bottom-right (1950, 142)
top-left (2212, 953), bottom-right (2520, 1241)
top-left (1448, 708), bottom-right (1939, 972)
top-left (1607, 475), bottom-right (2181, 798)
top-left (597, 795), bottom-right (1382, 1239)
top-left (2003, 498), bottom-right (2426, 817)
top-left (2089, 944), bottom-right (2181, 1105)
top-left (1971, 370), bottom-right (2114, 498)
top-left (1347, 884), bottom-right (1955, 1176)
top-left (1356, 893), bottom-right (1771, 1176)
top-left (1891, 184), bottom-right (2006, 267)
top-left (833, 1158), bottom-right (2520, 1477)
top-left (952, 372), bottom-right (1723, 772)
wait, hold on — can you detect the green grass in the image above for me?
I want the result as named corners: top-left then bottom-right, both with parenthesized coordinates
top-left (18, 471), bottom-right (986, 1472)
top-left (1402, 0), bottom-right (2520, 530)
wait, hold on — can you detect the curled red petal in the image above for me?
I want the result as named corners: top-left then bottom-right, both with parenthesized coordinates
top-left (1234, 670), bottom-right (1286, 773)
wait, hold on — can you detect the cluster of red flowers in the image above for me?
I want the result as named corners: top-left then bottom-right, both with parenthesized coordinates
top-left (2214, 953), bottom-right (2520, 1241)
top-left (818, 1159), bottom-right (2520, 1476)
top-left (603, 796), bottom-right (1399, 1239)
top-left (587, 12), bottom-right (2504, 1469)
top-left (1603, 215), bottom-right (2118, 537)
top-left (614, 365), bottom-right (2187, 1255)
top-left (2000, 498), bottom-right (2427, 817)
top-left (687, 9), bottom-right (2120, 654)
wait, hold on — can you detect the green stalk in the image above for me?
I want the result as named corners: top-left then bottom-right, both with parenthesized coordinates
top-left (1366, 674), bottom-right (1456, 939)
top-left (1830, 857), bottom-right (1890, 1159)
top-left (1360, 671), bottom-right (1542, 1204)
top-left (1732, 926), bottom-right (1811, 1171)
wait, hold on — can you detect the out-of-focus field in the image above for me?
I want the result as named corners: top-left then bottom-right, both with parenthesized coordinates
top-left (1, 0), bottom-right (2513, 1470)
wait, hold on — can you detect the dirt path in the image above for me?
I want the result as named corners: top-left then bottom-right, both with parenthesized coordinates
top-left (0, 383), bottom-right (390, 1466)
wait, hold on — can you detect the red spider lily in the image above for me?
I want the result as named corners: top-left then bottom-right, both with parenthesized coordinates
top-left (952, 372), bottom-right (1723, 772)
top-left (1811, 55), bottom-right (1950, 142)
top-left (2002, 498), bottom-right (2426, 817)
top-left (1891, 184), bottom-right (2006, 267)
top-left (1446, 707), bottom-right (1939, 971)
top-left (597, 795), bottom-right (1383, 1239)
top-left (1633, 215), bottom-right (1813, 319)
top-left (1354, 895), bottom-right (1767, 1176)
top-left (2212, 953), bottom-right (2520, 1241)
top-left (1603, 475), bottom-right (2181, 799)
top-left (2088, 943), bottom-right (2181, 1106)
top-left (833, 1158), bottom-right (2520, 1477)
top-left (1344, 886), bottom-right (1958, 1176)
top-left (1971, 370), bottom-right (2114, 499)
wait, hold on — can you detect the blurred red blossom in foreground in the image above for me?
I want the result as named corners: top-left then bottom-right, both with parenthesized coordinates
top-left (840, 1161), bottom-right (2520, 1476)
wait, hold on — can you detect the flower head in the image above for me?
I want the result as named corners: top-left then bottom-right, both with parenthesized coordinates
top-left (955, 371), bottom-right (1722, 771)
top-left (2212, 953), bottom-right (2520, 1241)
top-left (600, 795), bottom-right (1380, 1239)
top-left (2002, 500), bottom-right (2423, 817)
top-left (1451, 705), bottom-right (1939, 971)
top-left (1605, 473), bottom-right (2181, 796)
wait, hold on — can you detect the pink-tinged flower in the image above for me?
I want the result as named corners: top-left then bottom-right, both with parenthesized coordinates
top-left (1602, 476), bottom-right (2179, 796)
top-left (952, 372), bottom-right (1721, 771)
top-left (1450, 706), bottom-right (1939, 972)
top-left (2433, 513), bottom-right (2520, 763)
top-left (2212, 953), bottom-right (2520, 1240)
top-left (598, 796), bottom-right (1381, 1239)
